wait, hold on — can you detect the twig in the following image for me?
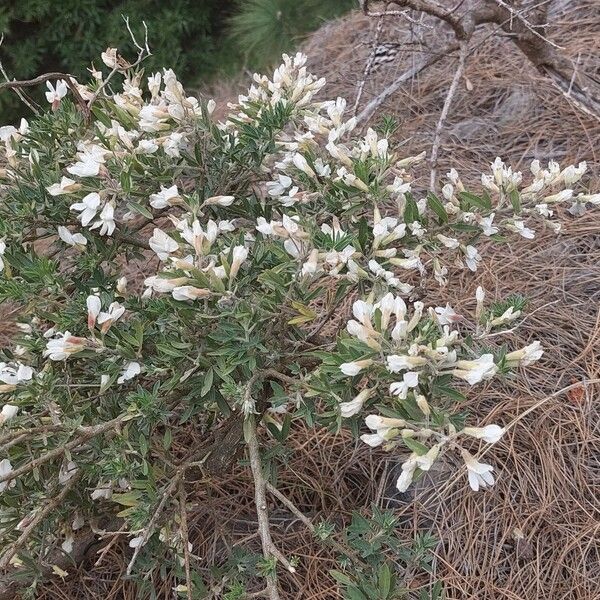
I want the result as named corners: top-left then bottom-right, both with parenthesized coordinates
top-left (0, 472), bottom-right (82, 569)
top-left (126, 472), bottom-right (181, 575)
top-left (265, 482), bottom-right (366, 565)
top-left (178, 480), bottom-right (193, 600)
top-left (94, 523), bottom-right (128, 567)
top-left (246, 412), bottom-right (281, 600)
top-left (356, 42), bottom-right (459, 124)
top-left (492, 0), bottom-right (563, 49)
top-left (429, 41), bottom-right (468, 192)
top-left (352, 11), bottom-right (387, 116)
top-left (86, 18), bottom-right (151, 111)
top-left (0, 416), bottom-right (127, 486)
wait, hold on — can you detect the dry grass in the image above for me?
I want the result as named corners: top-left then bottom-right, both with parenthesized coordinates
top-left (8, 2), bottom-right (600, 598)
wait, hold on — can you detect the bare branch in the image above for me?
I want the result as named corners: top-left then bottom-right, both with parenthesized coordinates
top-left (0, 472), bottom-right (82, 570)
top-left (356, 43), bottom-right (459, 124)
top-left (0, 416), bottom-right (127, 486)
top-left (429, 42), bottom-right (469, 192)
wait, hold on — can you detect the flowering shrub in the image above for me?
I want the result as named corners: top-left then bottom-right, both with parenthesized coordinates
top-left (0, 49), bottom-right (597, 597)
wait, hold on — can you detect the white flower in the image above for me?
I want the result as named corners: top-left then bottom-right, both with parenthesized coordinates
top-left (86, 294), bottom-right (102, 329)
top-left (47, 177), bottom-right (82, 196)
top-left (44, 331), bottom-right (87, 361)
top-left (144, 275), bottom-right (189, 293)
top-left (229, 245), bottom-right (249, 281)
top-left (437, 234), bottom-right (459, 249)
top-left (0, 459), bottom-right (16, 493)
top-left (301, 249), bottom-right (319, 276)
top-left (340, 359), bottom-right (373, 376)
top-left (0, 404), bottom-right (19, 424)
top-left (489, 306), bottom-right (521, 327)
top-left (389, 371), bottom-right (419, 399)
top-left (149, 228), bottom-right (179, 260)
top-left (361, 414), bottom-right (407, 447)
top-left (505, 341), bottom-right (543, 366)
top-left (0, 363), bottom-right (33, 387)
top-left (117, 361), bottom-right (141, 384)
top-left (71, 193), bottom-right (101, 226)
top-left (90, 202), bottom-right (116, 236)
top-left (535, 203), bottom-right (553, 217)
top-left (267, 174), bottom-right (293, 197)
top-left (0, 239), bottom-right (5, 272)
top-left (45, 80), bottom-right (68, 107)
top-left (171, 286), bottom-right (211, 301)
top-left (97, 302), bottom-right (125, 332)
top-left (463, 245), bottom-right (481, 272)
top-left (101, 48), bottom-right (118, 68)
top-left (116, 276), bottom-right (128, 294)
top-left (461, 449), bottom-right (495, 491)
top-left (479, 213), bottom-right (498, 236)
top-left (150, 185), bottom-right (181, 209)
top-left (205, 195), bottom-right (235, 207)
top-left (396, 457), bottom-right (418, 492)
top-left (67, 154), bottom-right (102, 178)
top-left (57, 226), bottom-right (87, 247)
top-left (507, 220), bottom-right (535, 239)
top-left (137, 139), bottom-right (159, 154)
top-left (434, 303), bottom-right (462, 325)
top-left (462, 424), bottom-right (506, 444)
top-left (452, 354), bottom-right (497, 385)
top-left (386, 355), bottom-right (427, 373)
top-left (292, 153), bottom-right (316, 177)
top-left (339, 388), bottom-right (374, 418)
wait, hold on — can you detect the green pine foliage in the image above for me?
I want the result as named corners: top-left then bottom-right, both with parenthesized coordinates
top-left (228, 0), bottom-right (355, 68)
top-left (0, 0), bottom-right (232, 124)
top-left (0, 0), bottom-right (356, 125)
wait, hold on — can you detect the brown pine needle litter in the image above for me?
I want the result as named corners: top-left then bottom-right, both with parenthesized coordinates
top-left (5, 1), bottom-right (600, 598)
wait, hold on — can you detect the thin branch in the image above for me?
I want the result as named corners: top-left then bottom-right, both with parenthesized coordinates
top-left (0, 416), bottom-right (127, 486)
top-left (0, 472), bottom-right (82, 569)
top-left (352, 11), bottom-right (387, 116)
top-left (265, 482), bottom-right (366, 565)
top-left (247, 412), bottom-right (281, 600)
top-left (126, 472), bottom-right (181, 575)
top-left (429, 41), bottom-right (468, 192)
top-left (356, 42), bottom-right (459, 124)
top-left (178, 480), bottom-right (193, 600)
top-left (492, 0), bottom-right (563, 49)
top-left (86, 18), bottom-right (151, 111)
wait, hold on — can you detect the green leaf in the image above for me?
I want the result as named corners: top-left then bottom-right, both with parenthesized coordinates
top-left (509, 189), bottom-right (522, 214)
top-left (201, 369), bottom-right (214, 397)
top-left (403, 437), bottom-right (430, 455)
top-left (458, 191), bottom-right (492, 210)
top-left (111, 491), bottom-right (143, 507)
top-left (346, 586), bottom-right (368, 600)
top-left (378, 563), bottom-right (392, 597)
top-left (403, 193), bottom-right (420, 223)
top-left (427, 192), bottom-right (448, 224)
top-left (330, 570), bottom-right (355, 587)
top-left (126, 201), bottom-right (154, 220)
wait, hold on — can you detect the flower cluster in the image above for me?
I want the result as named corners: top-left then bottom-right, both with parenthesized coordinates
top-left (332, 289), bottom-right (543, 492)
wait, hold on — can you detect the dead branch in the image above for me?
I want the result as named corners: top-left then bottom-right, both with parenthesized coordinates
top-left (0, 416), bottom-right (126, 486)
top-left (0, 472), bottom-right (82, 570)
top-left (247, 412), bottom-right (282, 600)
top-left (356, 42), bottom-right (459, 124)
top-left (360, 0), bottom-right (600, 123)
top-left (429, 41), bottom-right (469, 191)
